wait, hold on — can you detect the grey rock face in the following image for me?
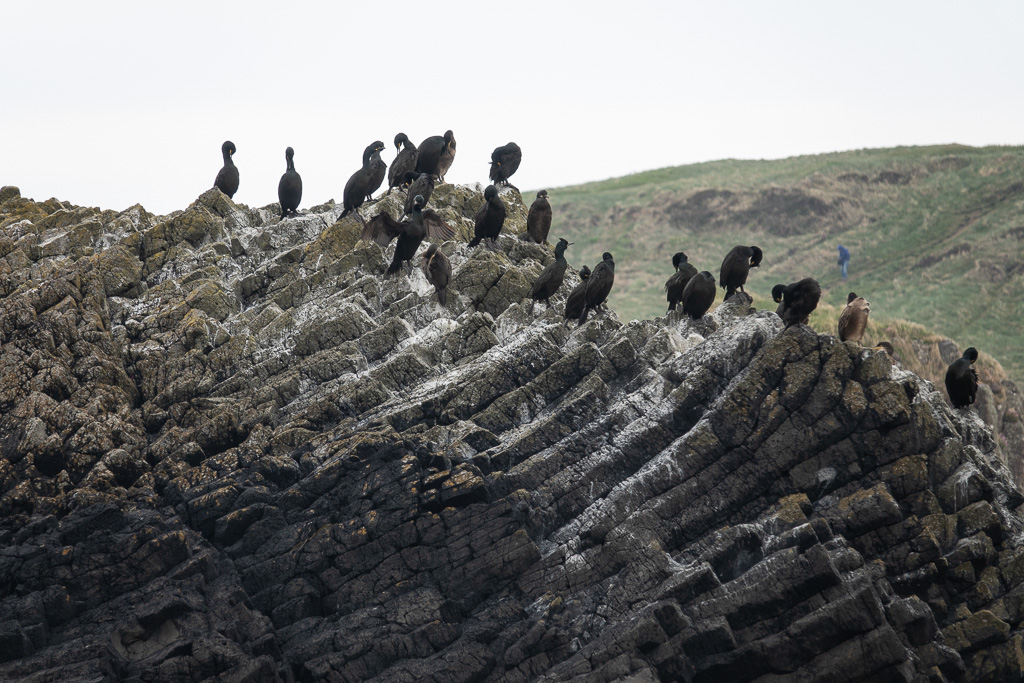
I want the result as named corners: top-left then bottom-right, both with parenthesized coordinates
top-left (2, 185), bottom-right (1024, 682)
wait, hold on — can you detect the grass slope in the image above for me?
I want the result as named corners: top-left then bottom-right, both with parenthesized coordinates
top-left (547, 145), bottom-right (1024, 381)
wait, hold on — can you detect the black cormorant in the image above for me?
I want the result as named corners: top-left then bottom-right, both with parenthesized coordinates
top-left (468, 185), bottom-right (506, 249)
top-left (214, 141), bottom-right (238, 199)
top-left (563, 266), bottom-right (591, 323)
top-left (388, 133), bottom-right (417, 195)
top-left (680, 271), bottom-right (716, 320)
top-left (838, 292), bottom-right (870, 343)
top-left (945, 347), bottom-right (979, 408)
top-left (489, 142), bottom-right (522, 186)
top-left (665, 252), bottom-right (698, 313)
top-left (719, 245), bottom-right (763, 301)
top-left (277, 147), bottom-right (302, 219)
top-left (529, 238), bottom-right (572, 313)
top-left (403, 172), bottom-right (435, 215)
top-left (772, 284), bottom-right (787, 317)
top-left (579, 252), bottom-right (615, 324)
top-left (421, 243), bottom-right (451, 305)
top-left (341, 141), bottom-right (386, 220)
top-left (776, 278), bottom-right (821, 328)
top-left (524, 190), bottom-right (552, 244)
top-left (416, 130), bottom-right (456, 182)
top-left (361, 195), bottom-right (456, 276)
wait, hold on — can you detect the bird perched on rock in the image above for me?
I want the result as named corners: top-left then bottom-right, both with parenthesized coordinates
top-left (838, 292), bottom-right (870, 344)
top-left (403, 172), bottom-right (435, 215)
top-left (361, 194), bottom-right (455, 276)
top-left (437, 130), bottom-right (456, 181)
top-left (579, 252), bottom-right (615, 324)
top-left (214, 141), bottom-right (239, 199)
top-left (680, 271), bottom-right (716, 320)
top-left (563, 266), bottom-right (591, 323)
top-left (666, 252), bottom-right (698, 313)
top-left (421, 243), bottom-right (451, 305)
top-left (773, 278), bottom-right (821, 328)
top-left (872, 341), bottom-right (895, 359)
top-left (277, 147), bottom-right (302, 219)
top-left (468, 185), bottom-right (506, 249)
top-left (387, 133), bottom-right (417, 195)
top-left (719, 245), bottom-right (763, 301)
top-left (529, 238), bottom-right (571, 313)
top-left (523, 190), bottom-right (552, 244)
top-left (489, 142), bottom-right (522, 187)
top-left (946, 347), bottom-right (979, 409)
top-left (416, 130), bottom-right (456, 182)
top-left (772, 284), bottom-right (787, 317)
top-left (341, 141), bottom-right (386, 220)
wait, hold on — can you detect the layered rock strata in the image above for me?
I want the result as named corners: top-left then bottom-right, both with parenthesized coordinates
top-left (1, 184), bottom-right (1023, 681)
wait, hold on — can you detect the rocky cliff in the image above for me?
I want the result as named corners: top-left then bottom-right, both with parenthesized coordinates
top-left (2, 183), bottom-right (1024, 682)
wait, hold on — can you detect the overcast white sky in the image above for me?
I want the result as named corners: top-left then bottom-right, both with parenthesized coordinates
top-left (2, 1), bottom-right (1021, 215)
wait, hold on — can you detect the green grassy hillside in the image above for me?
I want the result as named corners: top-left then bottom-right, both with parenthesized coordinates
top-left (548, 145), bottom-right (1024, 381)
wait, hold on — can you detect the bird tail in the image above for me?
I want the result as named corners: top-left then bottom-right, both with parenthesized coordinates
top-left (668, 301), bottom-right (677, 312)
top-left (468, 236), bottom-right (482, 248)
top-left (386, 259), bottom-right (402, 277)
top-left (437, 288), bottom-right (447, 305)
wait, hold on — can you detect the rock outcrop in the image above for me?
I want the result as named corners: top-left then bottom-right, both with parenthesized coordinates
top-left (2, 183), bottom-right (1024, 682)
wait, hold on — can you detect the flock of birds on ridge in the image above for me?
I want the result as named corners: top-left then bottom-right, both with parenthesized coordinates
top-left (210, 133), bottom-right (981, 411)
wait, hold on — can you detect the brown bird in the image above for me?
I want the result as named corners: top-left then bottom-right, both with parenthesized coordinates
top-left (421, 243), bottom-right (451, 305)
top-left (523, 190), bottom-right (552, 244)
top-left (437, 130), bottom-right (456, 181)
top-left (838, 292), bottom-right (870, 343)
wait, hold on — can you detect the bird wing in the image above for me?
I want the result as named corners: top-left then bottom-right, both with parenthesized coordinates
top-left (473, 200), bottom-right (488, 227)
top-left (422, 210), bottom-right (456, 242)
top-left (362, 212), bottom-right (406, 246)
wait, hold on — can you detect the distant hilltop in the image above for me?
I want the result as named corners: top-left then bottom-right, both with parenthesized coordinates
top-left (549, 144), bottom-right (1024, 384)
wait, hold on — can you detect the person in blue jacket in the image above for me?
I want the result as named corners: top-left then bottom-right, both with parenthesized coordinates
top-left (837, 245), bottom-right (850, 280)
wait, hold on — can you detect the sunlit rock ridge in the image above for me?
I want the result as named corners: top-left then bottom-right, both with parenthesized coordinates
top-left (1, 182), bottom-right (1023, 682)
